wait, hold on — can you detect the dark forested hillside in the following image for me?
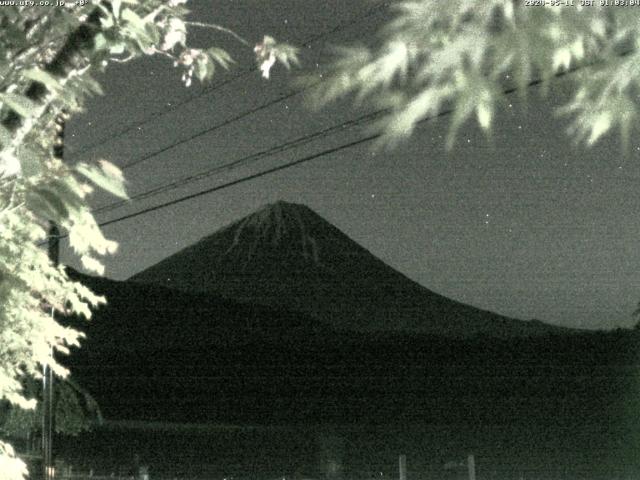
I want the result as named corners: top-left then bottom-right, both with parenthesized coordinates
top-left (64, 269), bottom-right (640, 426)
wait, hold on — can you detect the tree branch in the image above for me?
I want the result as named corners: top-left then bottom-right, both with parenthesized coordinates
top-left (1, 7), bottom-right (105, 133)
top-left (185, 21), bottom-right (251, 47)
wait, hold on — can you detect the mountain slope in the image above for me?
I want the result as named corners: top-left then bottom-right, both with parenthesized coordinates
top-left (131, 201), bottom-right (569, 337)
top-left (66, 268), bottom-right (331, 352)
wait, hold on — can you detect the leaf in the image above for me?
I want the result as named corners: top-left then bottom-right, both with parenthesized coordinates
top-left (75, 162), bottom-right (128, 199)
top-left (2, 21), bottom-right (28, 53)
top-left (94, 33), bottom-right (108, 52)
top-left (476, 102), bottom-right (492, 130)
top-left (50, 178), bottom-right (86, 212)
top-left (0, 125), bottom-right (12, 147)
top-left (78, 75), bottom-right (104, 96)
top-left (109, 42), bottom-right (126, 55)
top-left (552, 47), bottom-right (572, 72)
top-left (121, 8), bottom-right (150, 35)
top-left (588, 111), bottom-right (612, 145)
top-left (274, 43), bottom-right (300, 70)
top-left (112, 0), bottom-right (122, 20)
top-left (0, 151), bottom-right (20, 177)
top-left (254, 36), bottom-right (298, 79)
top-left (121, 8), bottom-right (155, 50)
top-left (22, 68), bottom-right (62, 93)
top-left (18, 147), bottom-right (42, 177)
top-left (195, 57), bottom-right (210, 82)
top-left (80, 255), bottom-right (105, 275)
top-left (446, 78), bottom-right (476, 150)
top-left (100, 14), bottom-right (114, 29)
top-left (98, 159), bottom-right (125, 183)
top-left (208, 47), bottom-right (233, 69)
top-left (0, 93), bottom-right (37, 118)
top-left (28, 188), bottom-right (69, 220)
top-left (145, 22), bottom-right (161, 45)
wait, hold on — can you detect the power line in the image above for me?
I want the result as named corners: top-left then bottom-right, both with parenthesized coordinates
top-left (82, 7), bottom-right (392, 211)
top-left (119, 86), bottom-right (313, 170)
top-left (93, 109), bottom-right (385, 214)
top-left (67, 4), bottom-right (388, 162)
top-left (52, 27), bottom-right (621, 240)
top-left (95, 109), bottom-right (559, 216)
top-left (38, 111), bottom-right (385, 247)
top-left (98, 132), bottom-right (381, 228)
top-left (92, 90), bottom-right (555, 216)
top-left (91, 60), bottom-right (590, 230)
top-left (69, 71), bottom-right (255, 161)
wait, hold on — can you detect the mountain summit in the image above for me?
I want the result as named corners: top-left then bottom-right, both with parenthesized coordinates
top-left (131, 201), bottom-right (566, 337)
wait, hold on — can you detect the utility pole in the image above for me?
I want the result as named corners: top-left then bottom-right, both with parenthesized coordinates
top-left (43, 219), bottom-right (57, 480)
top-left (43, 112), bottom-right (65, 480)
top-left (467, 454), bottom-right (476, 480)
top-left (398, 455), bottom-right (407, 480)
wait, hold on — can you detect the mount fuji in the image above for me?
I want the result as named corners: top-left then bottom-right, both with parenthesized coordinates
top-left (131, 201), bottom-right (568, 338)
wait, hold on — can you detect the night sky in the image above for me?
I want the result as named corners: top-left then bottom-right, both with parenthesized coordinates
top-left (62, 0), bottom-right (640, 331)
